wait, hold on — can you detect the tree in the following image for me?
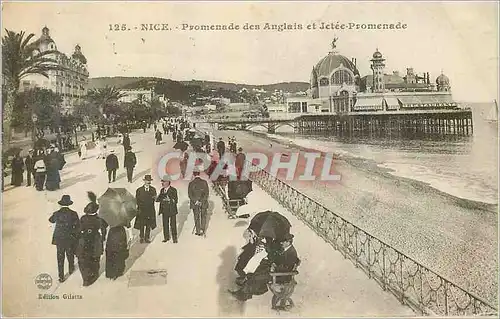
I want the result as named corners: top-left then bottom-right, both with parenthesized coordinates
top-left (73, 102), bottom-right (104, 125)
top-left (15, 88), bottom-right (63, 136)
top-left (2, 29), bottom-right (61, 149)
top-left (86, 86), bottom-right (126, 117)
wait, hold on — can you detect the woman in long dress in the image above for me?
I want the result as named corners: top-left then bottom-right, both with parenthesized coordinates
top-left (79, 138), bottom-right (88, 160)
top-left (10, 153), bottom-right (25, 186)
top-left (76, 192), bottom-right (108, 286)
top-left (105, 223), bottom-right (130, 280)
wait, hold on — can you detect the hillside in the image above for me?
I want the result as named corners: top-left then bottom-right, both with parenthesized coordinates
top-left (88, 77), bottom-right (309, 93)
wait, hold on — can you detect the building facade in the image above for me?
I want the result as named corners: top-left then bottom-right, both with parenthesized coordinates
top-left (22, 26), bottom-right (89, 113)
top-left (118, 88), bottom-right (155, 103)
top-left (287, 40), bottom-right (456, 114)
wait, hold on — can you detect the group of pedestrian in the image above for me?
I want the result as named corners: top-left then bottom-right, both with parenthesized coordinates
top-left (49, 192), bottom-right (127, 286)
top-left (8, 145), bottom-right (66, 191)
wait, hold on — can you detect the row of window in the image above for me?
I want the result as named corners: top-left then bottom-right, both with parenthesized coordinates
top-left (318, 70), bottom-right (355, 86)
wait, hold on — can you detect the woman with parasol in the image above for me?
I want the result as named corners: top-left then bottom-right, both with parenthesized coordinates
top-left (76, 192), bottom-right (108, 286)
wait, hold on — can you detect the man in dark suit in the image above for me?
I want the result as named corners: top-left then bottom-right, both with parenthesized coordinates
top-left (156, 175), bottom-right (178, 243)
top-left (188, 169), bottom-right (209, 236)
top-left (134, 175), bottom-right (157, 243)
top-left (105, 150), bottom-right (119, 183)
top-left (49, 195), bottom-right (80, 282)
top-left (124, 147), bottom-right (137, 183)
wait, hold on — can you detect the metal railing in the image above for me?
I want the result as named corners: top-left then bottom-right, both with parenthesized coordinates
top-left (197, 127), bottom-right (498, 317)
top-left (248, 168), bottom-right (497, 316)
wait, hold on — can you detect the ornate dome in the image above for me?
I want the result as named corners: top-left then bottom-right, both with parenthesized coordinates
top-left (372, 49), bottom-right (383, 59)
top-left (72, 44), bottom-right (87, 64)
top-left (436, 73), bottom-right (449, 85)
top-left (314, 52), bottom-right (359, 78)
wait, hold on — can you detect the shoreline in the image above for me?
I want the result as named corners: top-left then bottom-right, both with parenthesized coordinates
top-left (249, 130), bottom-right (498, 214)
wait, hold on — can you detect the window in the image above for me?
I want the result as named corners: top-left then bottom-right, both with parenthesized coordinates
top-left (319, 78), bottom-right (329, 86)
top-left (333, 91), bottom-right (350, 113)
top-left (332, 70), bottom-right (354, 85)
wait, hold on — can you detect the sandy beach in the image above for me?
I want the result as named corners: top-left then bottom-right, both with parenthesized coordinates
top-left (206, 126), bottom-right (498, 305)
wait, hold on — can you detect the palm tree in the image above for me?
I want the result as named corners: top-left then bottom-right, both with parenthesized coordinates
top-left (86, 86), bottom-right (126, 118)
top-left (2, 29), bottom-right (61, 148)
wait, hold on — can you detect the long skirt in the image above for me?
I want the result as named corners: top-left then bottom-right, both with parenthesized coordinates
top-left (45, 169), bottom-right (60, 191)
top-left (105, 250), bottom-right (129, 279)
top-left (11, 170), bottom-right (23, 186)
top-left (78, 256), bottom-right (101, 286)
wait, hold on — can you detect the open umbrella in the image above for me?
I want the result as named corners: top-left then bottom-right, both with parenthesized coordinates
top-left (248, 211), bottom-right (291, 240)
top-left (98, 188), bottom-right (138, 227)
top-left (173, 141), bottom-right (189, 152)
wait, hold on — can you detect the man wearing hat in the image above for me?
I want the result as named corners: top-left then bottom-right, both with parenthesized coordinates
top-left (134, 175), bottom-right (157, 243)
top-left (49, 195), bottom-right (80, 282)
top-left (124, 146), bottom-right (137, 183)
top-left (156, 175), bottom-right (179, 243)
top-left (105, 150), bottom-right (119, 183)
top-left (188, 168), bottom-right (210, 236)
top-left (235, 147), bottom-right (246, 180)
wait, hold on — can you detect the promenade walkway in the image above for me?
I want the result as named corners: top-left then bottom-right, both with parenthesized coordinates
top-left (2, 128), bottom-right (414, 317)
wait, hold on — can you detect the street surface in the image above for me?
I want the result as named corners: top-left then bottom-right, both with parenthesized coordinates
top-left (2, 127), bottom-right (414, 317)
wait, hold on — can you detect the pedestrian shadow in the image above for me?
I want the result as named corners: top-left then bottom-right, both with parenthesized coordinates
top-left (123, 215), bottom-right (163, 274)
top-left (116, 171), bottom-right (127, 181)
top-left (176, 200), bottom-right (191, 238)
top-left (216, 246), bottom-right (245, 316)
top-left (61, 174), bottom-right (97, 188)
top-left (132, 168), bottom-right (151, 183)
top-left (234, 220), bottom-right (249, 228)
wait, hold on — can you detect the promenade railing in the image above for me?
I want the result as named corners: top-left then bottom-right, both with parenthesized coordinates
top-left (247, 167), bottom-right (497, 316)
top-left (197, 127), bottom-right (498, 317)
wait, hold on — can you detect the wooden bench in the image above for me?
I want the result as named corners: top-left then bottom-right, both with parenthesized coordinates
top-left (267, 260), bottom-right (300, 311)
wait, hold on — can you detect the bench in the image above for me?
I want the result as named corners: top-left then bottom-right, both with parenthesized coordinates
top-left (267, 259), bottom-right (300, 311)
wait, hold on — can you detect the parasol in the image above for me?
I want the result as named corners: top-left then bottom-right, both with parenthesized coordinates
top-left (248, 211), bottom-right (291, 241)
top-left (98, 188), bottom-right (138, 227)
top-left (228, 180), bottom-right (253, 200)
top-left (173, 141), bottom-right (189, 152)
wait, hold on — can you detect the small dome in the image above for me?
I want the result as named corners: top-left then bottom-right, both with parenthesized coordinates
top-left (372, 49), bottom-right (383, 59)
top-left (314, 52), bottom-right (359, 78)
top-left (436, 73), bottom-right (449, 85)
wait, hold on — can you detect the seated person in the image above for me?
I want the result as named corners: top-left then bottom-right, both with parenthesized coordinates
top-left (230, 233), bottom-right (298, 302)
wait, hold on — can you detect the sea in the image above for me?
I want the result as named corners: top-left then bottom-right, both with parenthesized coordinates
top-left (263, 102), bottom-right (498, 205)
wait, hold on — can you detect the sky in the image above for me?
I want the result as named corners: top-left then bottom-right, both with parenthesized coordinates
top-left (2, 1), bottom-right (498, 102)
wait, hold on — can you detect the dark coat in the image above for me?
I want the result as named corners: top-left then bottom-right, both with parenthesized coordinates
top-left (156, 186), bottom-right (178, 216)
top-left (271, 245), bottom-right (299, 283)
top-left (24, 155), bottom-right (35, 172)
top-left (122, 135), bottom-right (131, 149)
top-left (49, 207), bottom-right (80, 245)
top-left (106, 153), bottom-right (119, 170)
top-left (188, 177), bottom-right (209, 210)
top-left (217, 141), bottom-right (225, 152)
top-left (155, 131), bottom-right (162, 140)
top-left (134, 185), bottom-right (157, 229)
top-left (124, 151), bottom-right (137, 168)
top-left (76, 214), bottom-right (107, 258)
